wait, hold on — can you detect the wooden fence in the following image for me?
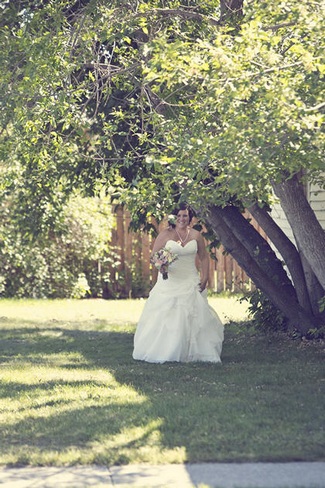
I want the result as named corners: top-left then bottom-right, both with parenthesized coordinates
top-left (107, 206), bottom-right (259, 298)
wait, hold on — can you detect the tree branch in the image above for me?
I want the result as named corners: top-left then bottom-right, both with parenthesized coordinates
top-left (250, 60), bottom-right (303, 74)
top-left (264, 21), bottom-right (297, 31)
top-left (207, 204), bottom-right (314, 332)
top-left (304, 102), bottom-right (325, 113)
top-left (247, 202), bottom-right (313, 314)
top-left (132, 7), bottom-right (220, 27)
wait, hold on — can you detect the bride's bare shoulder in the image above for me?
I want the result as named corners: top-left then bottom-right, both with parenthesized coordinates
top-left (159, 227), bottom-right (175, 238)
top-left (153, 227), bottom-right (175, 250)
top-left (190, 228), bottom-right (201, 238)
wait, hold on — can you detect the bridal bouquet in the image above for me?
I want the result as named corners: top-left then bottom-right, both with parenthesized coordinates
top-left (151, 247), bottom-right (178, 280)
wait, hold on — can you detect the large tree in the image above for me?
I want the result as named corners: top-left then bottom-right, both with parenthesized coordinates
top-left (0, 0), bottom-right (324, 333)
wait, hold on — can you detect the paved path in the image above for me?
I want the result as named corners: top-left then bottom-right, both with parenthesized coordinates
top-left (0, 462), bottom-right (324, 487)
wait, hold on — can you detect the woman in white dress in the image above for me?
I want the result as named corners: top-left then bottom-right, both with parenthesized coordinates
top-left (133, 203), bottom-right (224, 364)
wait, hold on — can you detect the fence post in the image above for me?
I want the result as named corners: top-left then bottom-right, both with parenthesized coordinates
top-left (109, 206), bottom-right (255, 297)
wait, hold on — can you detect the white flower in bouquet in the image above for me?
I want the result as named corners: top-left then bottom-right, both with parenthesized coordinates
top-left (151, 247), bottom-right (178, 279)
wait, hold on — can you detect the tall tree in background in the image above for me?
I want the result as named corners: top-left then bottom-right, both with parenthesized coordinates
top-left (0, 0), bottom-right (324, 332)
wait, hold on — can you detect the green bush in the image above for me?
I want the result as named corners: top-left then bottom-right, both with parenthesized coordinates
top-left (241, 289), bottom-right (288, 333)
top-left (0, 194), bottom-right (117, 298)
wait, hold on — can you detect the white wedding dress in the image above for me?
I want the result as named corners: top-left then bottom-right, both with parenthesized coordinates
top-left (133, 239), bottom-right (224, 363)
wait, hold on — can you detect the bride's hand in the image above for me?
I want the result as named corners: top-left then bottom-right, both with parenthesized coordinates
top-left (199, 281), bottom-right (207, 292)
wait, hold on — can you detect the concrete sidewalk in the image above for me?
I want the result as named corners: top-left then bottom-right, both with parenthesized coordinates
top-left (0, 462), bottom-right (324, 488)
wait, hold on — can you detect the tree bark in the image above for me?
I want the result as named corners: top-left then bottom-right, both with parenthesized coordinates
top-left (221, 205), bottom-right (295, 295)
top-left (272, 174), bottom-right (325, 291)
top-left (220, 0), bottom-right (244, 23)
top-left (248, 202), bottom-right (313, 314)
top-left (207, 204), bottom-right (319, 333)
top-left (299, 253), bottom-right (325, 318)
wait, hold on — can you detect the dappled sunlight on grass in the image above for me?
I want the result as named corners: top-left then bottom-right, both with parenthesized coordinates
top-left (0, 299), bottom-right (323, 466)
top-left (91, 419), bottom-right (187, 465)
top-left (209, 296), bottom-right (250, 322)
top-left (0, 296), bottom-right (249, 325)
top-left (0, 360), bottom-right (151, 465)
top-left (0, 298), bottom-right (145, 324)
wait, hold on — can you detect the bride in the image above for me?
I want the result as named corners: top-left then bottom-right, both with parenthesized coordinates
top-left (132, 203), bottom-right (224, 363)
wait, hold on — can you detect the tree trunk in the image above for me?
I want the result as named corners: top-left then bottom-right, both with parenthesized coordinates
top-left (220, 0), bottom-right (244, 23)
top-left (207, 204), bottom-right (319, 333)
top-left (272, 174), bottom-right (325, 291)
top-left (221, 205), bottom-right (295, 295)
top-left (300, 253), bottom-right (325, 318)
top-left (248, 202), bottom-right (313, 314)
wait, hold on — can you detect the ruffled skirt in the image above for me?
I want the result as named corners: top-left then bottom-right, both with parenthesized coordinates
top-left (133, 278), bottom-right (224, 364)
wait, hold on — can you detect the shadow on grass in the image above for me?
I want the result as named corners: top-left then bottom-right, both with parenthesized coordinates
top-left (0, 319), bottom-right (324, 466)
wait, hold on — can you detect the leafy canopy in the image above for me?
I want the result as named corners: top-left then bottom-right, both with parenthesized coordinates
top-left (0, 0), bottom-right (324, 230)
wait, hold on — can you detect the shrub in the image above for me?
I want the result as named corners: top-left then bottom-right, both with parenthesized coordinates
top-left (241, 289), bottom-right (288, 333)
top-left (0, 194), bottom-right (116, 298)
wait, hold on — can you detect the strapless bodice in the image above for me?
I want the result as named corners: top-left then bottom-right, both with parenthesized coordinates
top-left (163, 239), bottom-right (198, 281)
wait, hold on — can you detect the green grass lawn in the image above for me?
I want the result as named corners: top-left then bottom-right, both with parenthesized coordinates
top-left (0, 298), bottom-right (324, 467)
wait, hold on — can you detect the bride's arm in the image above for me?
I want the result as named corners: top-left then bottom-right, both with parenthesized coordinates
top-left (197, 232), bottom-right (210, 292)
top-left (152, 229), bottom-right (170, 254)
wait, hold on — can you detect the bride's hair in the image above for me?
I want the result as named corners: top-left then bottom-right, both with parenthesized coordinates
top-left (168, 202), bottom-right (194, 228)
